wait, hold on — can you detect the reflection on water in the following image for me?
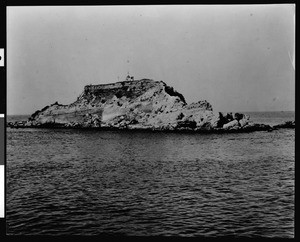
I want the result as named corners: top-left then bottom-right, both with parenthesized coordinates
top-left (6, 127), bottom-right (294, 237)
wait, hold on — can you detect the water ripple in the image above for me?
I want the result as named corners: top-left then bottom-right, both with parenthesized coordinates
top-left (6, 127), bottom-right (294, 237)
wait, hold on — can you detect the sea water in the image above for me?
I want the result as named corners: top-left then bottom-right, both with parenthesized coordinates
top-left (6, 112), bottom-right (294, 237)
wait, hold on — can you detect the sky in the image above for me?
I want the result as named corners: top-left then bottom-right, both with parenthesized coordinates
top-left (7, 5), bottom-right (295, 115)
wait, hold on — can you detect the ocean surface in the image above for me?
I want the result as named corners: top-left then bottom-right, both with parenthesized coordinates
top-left (6, 112), bottom-right (295, 237)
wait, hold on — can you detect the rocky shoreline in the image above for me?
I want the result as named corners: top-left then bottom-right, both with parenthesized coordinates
top-left (272, 120), bottom-right (295, 129)
top-left (7, 120), bottom-right (294, 133)
top-left (7, 78), bottom-right (295, 133)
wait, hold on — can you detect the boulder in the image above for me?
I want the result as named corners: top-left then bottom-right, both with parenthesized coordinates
top-left (233, 112), bottom-right (244, 121)
top-left (239, 118), bottom-right (248, 128)
top-left (223, 120), bottom-right (239, 129)
top-left (223, 112), bottom-right (234, 122)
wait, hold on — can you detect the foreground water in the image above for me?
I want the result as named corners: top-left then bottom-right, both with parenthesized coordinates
top-left (6, 112), bottom-right (294, 237)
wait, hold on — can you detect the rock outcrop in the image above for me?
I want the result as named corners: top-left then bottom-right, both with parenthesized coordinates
top-left (273, 121), bottom-right (295, 129)
top-left (7, 78), bottom-right (277, 132)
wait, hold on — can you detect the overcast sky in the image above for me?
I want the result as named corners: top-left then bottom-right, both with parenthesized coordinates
top-left (7, 5), bottom-right (295, 115)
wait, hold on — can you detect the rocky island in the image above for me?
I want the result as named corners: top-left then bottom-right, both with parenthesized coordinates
top-left (7, 76), bottom-right (293, 133)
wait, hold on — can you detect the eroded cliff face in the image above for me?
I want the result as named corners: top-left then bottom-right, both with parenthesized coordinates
top-left (9, 78), bottom-right (272, 132)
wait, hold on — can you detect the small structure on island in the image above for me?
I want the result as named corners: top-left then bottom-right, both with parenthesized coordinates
top-left (125, 72), bottom-right (134, 81)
